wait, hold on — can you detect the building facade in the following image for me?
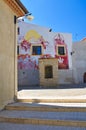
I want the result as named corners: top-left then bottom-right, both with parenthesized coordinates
top-left (18, 21), bottom-right (73, 87)
top-left (72, 39), bottom-right (86, 84)
top-left (0, 0), bottom-right (28, 110)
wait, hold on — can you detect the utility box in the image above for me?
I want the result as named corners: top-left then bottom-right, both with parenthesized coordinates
top-left (39, 58), bottom-right (58, 88)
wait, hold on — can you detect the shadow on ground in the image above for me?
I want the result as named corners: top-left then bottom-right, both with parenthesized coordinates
top-left (18, 83), bottom-right (86, 91)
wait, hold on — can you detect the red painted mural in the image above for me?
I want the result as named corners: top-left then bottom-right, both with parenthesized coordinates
top-left (39, 36), bottom-right (49, 49)
top-left (54, 33), bottom-right (69, 69)
top-left (18, 30), bottom-right (49, 70)
top-left (18, 54), bottom-right (39, 70)
top-left (21, 39), bottom-right (31, 51)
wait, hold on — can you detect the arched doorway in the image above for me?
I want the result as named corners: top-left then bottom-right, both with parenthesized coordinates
top-left (83, 72), bottom-right (86, 83)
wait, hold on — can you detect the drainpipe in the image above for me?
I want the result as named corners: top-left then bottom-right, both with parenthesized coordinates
top-left (14, 15), bottom-right (17, 101)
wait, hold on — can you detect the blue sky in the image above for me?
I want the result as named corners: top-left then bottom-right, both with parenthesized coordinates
top-left (20, 0), bottom-right (86, 42)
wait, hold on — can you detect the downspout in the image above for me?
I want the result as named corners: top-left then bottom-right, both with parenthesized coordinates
top-left (14, 15), bottom-right (17, 101)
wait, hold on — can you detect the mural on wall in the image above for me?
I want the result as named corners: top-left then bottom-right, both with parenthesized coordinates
top-left (18, 30), bottom-right (69, 70)
top-left (18, 54), bottom-right (39, 70)
top-left (24, 30), bottom-right (49, 49)
top-left (21, 39), bottom-right (31, 51)
top-left (54, 33), bottom-right (69, 69)
top-left (18, 21), bottom-right (72, 86)
top-left (40, 54), bottom-right (52, 58)
top-left (18, 30), bottom-right (49, 70)
top-left (20, 30), bottom-right (49, 51)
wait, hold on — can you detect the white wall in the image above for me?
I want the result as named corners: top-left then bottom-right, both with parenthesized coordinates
top-left (73, 40), bottom-right (86, 83)
top-left (18, 21), bottom-right (73, 86)
top-left (58, 69), bottom-right (73, 84)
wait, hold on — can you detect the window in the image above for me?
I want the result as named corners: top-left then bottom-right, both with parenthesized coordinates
top-left (32, 46), bottom-right (42, 55)
top-left (17, 45), bottom-right (19, 55)
top-left (58, 46), bottom-right (65, 55)
top-left (45, 66), bottom-right (53, 78)
top-left (83, 72), bottom-right (86, 83)
top-left (17, 27), bottom-right (20, 35)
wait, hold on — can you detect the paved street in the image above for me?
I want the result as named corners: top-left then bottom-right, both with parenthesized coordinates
top-left (18, 84), bottom-right (86, 99)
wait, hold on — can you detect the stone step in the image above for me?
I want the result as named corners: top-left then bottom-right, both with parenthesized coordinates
top-left (0, 109), bottom-right (86, 127)
top-left (17, 98), bottom-right (86, 103)
top-left (5, 102), bottom-right (86, 112)
top-left (0, 122), bottom-right (85, 130)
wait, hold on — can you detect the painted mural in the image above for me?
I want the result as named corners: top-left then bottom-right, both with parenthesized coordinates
top-left (21, 39), bottom-right (31, 51)
top-left (54, 33), bottom-right (69, 69)
top-left (18, 22), bottom-right (72, 85)
top-left (18, 54), bottom-right (39, 70)
top-left (18, 30), bottom-right (69, 70)
top-left (25, 30), bottom-right (49, 49)
top-left (18, 30), bottom-right (49, 70)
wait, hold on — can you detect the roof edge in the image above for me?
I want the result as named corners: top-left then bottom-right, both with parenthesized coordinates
top-left (15, 0), bottom-right (29, 14)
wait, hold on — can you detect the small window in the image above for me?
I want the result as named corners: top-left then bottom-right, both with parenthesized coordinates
top-left (17, 27), bottom-right (20, 35)
top-left (32, 46), bottom-right (42, 55)
top-left (17, 45), bottom-right (19, 55)
top-left (83, 72), bottom-right (86, 83)
top-left (45, 66), bottom-right (53, 78)
top-left (58, 46), bottom-right (65, 55)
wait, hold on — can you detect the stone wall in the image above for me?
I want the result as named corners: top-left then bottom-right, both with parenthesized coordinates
top-left (39, 58), bottom-right (58, 88)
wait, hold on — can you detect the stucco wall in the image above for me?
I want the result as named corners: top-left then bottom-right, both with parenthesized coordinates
top-left (58, 69), bottom-right (73, 84)
top-left (18, 69), bottom-right (39, 86)
top-left (18, 21), bottom-right (72, 86)
top-left (0, 1), bottom-right (17, 109)
top-left (72, 41), bottom-right (86, 83)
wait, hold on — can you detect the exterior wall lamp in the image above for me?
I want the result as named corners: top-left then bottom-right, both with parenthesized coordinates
top-left (24, 13), bottom-right (34, 21)
top-left (70, 51), bottom-right (75, 55)
top-left (14, 13), bottom-right (34, 24)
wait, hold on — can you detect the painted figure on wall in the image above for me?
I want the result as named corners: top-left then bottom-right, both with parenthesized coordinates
top-left (18, 30), bottom-right (49, 70)
top-left (18, 54), bottom-right (39, 70)
top-left (54, 33), bottom-right (69, 69)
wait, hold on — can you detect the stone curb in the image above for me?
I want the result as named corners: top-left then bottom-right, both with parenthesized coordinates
top-left (17, 98), bottom-right (86, 103)
top-left (5, 105), bottom-right (86, 112)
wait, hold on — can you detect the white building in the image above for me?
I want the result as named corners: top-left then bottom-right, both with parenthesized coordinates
top-left (17, 21), bottom-right (74, 87)
top-left (73, 38), bottom-right (86, 84)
